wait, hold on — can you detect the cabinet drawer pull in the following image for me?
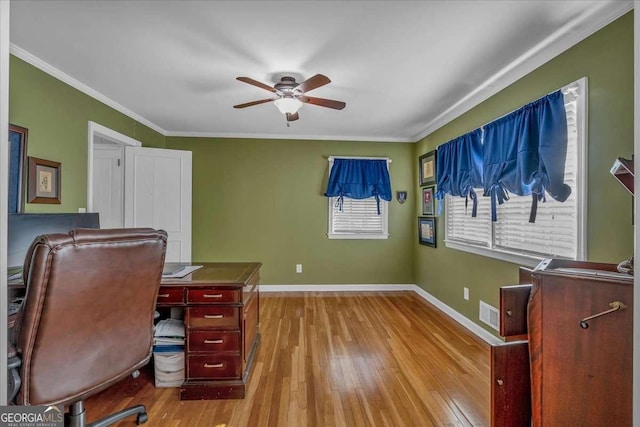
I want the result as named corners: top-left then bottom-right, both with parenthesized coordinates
top-left (203, 294), bottom-right (223, 298)
top-left (204, 314), bottom-right (223, 319)
top-left (204, 363), bottom-right (224, 368)
top-left (204, 339), bottom-right (224, 344)
top-left (579, 301), bottom-right (627, 329)
top-left (157, 294), bottom-right (170, 298)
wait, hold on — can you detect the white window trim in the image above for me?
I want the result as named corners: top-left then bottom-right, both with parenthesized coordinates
top-left (443, 77), bottom-right (588, 267)
top-left (326, 156), bottom-right (391, 240)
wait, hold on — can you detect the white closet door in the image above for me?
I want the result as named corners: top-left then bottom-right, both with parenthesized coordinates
top-left (92, 144), bottom-right (124, 228)
top-left (124, 147), bottom-right (192, 262)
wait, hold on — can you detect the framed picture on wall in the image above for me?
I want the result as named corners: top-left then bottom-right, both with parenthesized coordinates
top-left (419, 150), bottom-right (437, 186)
top-left (418, 216), bottom-right (437, 247)
top-left (28, 156), bottom-right (61, 204)
top-left (422, 186), bottom-right (435, 216)
top-left (8, 124), bottom-right (28, 213)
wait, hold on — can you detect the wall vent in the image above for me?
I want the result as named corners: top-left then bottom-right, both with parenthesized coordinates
top-left (479, 300), bottom-right (500, 331)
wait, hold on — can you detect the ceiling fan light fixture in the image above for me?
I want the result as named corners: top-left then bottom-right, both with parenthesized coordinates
top-left (274, 97), bottom-right (303, 115)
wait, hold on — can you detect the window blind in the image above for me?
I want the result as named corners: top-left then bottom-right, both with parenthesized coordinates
top-left (445, 81), bottom-right (582, 260)
top-left (329, 196), bottom-right (387, 235)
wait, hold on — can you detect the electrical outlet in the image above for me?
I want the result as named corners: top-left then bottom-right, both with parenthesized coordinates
top-left (78, 207), bottom-right (86, 213)
top-left (463, 287), bottom-right (469, 300)
top-left (296, 264), bottom-right (303, 273)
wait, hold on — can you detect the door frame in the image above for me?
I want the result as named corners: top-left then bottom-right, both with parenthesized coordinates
top-left (87, 121), bottom-right (141, 212)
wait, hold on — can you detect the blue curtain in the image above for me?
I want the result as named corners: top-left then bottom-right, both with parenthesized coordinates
top-left (482, 90), bottom-right (570, 222)
top-left (435, 129), bottom-right (483, 216)
top-left (324, 158), bottom-right (391, 214)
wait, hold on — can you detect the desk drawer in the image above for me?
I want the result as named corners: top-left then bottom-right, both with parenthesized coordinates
top-left (188, 331), bottom-right (240, 353)
top-left (187, 354), bottom-right (241, 379)
top-left (187, 289), bottom-right (239, 304)
top-left (157, 287), bottom-right (184, 305)
top-left (186, 307), bottom-right (239, 329)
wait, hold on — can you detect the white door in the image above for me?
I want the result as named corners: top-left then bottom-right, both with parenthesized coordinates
top-left (124, 146), bottom-right (192, 262)
top-left (92, 143), bottom-right (124, 228)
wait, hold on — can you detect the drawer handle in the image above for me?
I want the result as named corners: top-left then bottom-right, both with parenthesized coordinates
top-left (204, 339), bottom-right (223, 344)
top-left (204, 363), bottom-right (224, 368)
top-left (158, 294), bottom-right (171, 298)
top-left (204, 314), bottom-right (223, 319)
top-left (203, 294), bottom-right (223, 298)
top-left (579, 301), bottom-right (627, 329)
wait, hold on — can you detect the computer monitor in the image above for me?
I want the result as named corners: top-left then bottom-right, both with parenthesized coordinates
top-left (8, 213), bottom-right (100, 269)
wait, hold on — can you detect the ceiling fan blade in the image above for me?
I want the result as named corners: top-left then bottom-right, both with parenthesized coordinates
top-left (286, 112), bottom-right (299, 122)
top-left (233, 98), bottom-right (277, 109)
top-left (296, 74), bottom-right (331, 93)
top-left (236, 77), bottom-right (278, 93)
top-left (300, 96), bottom-right (346, 110)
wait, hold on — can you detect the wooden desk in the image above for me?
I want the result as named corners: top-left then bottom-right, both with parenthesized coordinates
top-left (9, 261), bottom-right (262, 401)
top-left (158, 262), bottom-right (261, 400)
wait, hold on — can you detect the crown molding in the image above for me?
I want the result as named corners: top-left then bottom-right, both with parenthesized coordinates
top-left (164, 130), bottom-right (413, 143)
top-left (9, 44), bottom-right (167, 136)
top-left (412, 0), bottom-right (633, 142)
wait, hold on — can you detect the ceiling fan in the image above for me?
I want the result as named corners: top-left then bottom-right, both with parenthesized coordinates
top-left (233, 74), bottom-right (346, 122)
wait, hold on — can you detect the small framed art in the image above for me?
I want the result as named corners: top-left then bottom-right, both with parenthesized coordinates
top-left (28, 156), bottom-right (61, 204)
top-left (418, 216), bottom-right (437, 247)
top-left (422, 186), bottom-right (435, 216)
top-left (419, 150), bottom-right (437, 186)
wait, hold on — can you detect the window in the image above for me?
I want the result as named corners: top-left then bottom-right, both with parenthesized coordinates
top-left (445, 78), bottom-right (586, 266)
top-left (328, 196), bottom-right (389, 239)
top-left (326, 157), bottom-right (390, 239)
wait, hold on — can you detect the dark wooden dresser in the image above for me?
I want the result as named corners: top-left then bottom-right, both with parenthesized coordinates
top-left (528, 259), bottom-right (632, 426)
top-left (491, 259), bottom-right (633, 426)
top-left (157, 262), bottom-right (261, 400)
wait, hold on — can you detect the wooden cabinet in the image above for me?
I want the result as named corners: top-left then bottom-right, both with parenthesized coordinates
top-left (491, 260), bottom-right (633, 426)
top-left (157, 262), bottom-right (261, 400)
top-left (529, 259), bottom-right (632, 426)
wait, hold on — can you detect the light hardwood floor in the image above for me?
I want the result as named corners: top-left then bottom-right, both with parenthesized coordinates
top-left (84, 291), bottom-right (491, 426)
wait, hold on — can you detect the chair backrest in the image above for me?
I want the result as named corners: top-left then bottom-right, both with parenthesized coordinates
top-left (14, 228), bottom-right (167, 406)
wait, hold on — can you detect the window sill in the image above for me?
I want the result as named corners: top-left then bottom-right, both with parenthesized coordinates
top-left (444, 240), bottom-right (544, 268)
top-left (328, 233), bottom-right (389, 240)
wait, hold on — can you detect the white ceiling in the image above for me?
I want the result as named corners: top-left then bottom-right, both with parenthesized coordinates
top-left (9, 1), bottom-right (632, 142)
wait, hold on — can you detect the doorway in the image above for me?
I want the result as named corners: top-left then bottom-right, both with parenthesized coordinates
top-left (87, 121), bottom-right (141, 228)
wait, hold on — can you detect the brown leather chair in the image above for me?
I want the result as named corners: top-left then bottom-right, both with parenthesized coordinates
top-left (9, 228), bottom-right (167, 426)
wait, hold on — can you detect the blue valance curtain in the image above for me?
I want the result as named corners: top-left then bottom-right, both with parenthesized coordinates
top-left (324, 158), bottom-right (392, 214)
top-left (483, 90), bottom-right (570, 222)
top-left (435, 89), bottom-right (570, 222)
top-left (435, 129), bottom-right (483, 217)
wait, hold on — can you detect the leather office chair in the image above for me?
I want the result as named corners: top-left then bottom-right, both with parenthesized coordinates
top-left (9, 228), bottom-right (167, 426)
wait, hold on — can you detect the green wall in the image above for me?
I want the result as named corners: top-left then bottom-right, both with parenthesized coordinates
top-left (165, 137), bottom-right (415, 285)
top-left (9, 56), bottom-right (165, 213)
top-left (414, 12), bottom-right (634, 334)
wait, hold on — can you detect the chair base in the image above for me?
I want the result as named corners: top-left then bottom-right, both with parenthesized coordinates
top-left (65, 401), bottom-right (148, 427)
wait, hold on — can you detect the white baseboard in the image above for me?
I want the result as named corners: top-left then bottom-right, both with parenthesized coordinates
top-left (410, 286), bottom-right (502, 345)
top-left (260, 284), bottom-right (415, 292)
top-left (260, 283), bottom-right (502, 345)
